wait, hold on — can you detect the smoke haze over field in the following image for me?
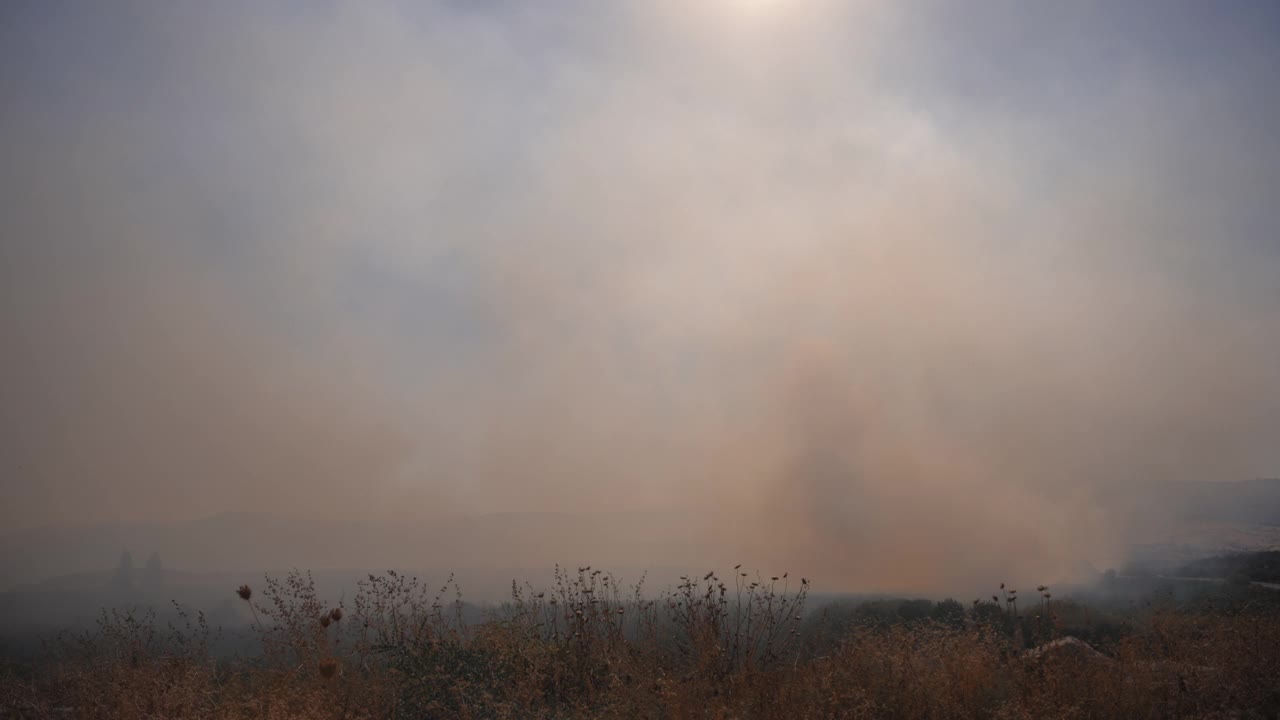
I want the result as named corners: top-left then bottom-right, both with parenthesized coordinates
top-left (3, 1), bottom-right (1280, 593)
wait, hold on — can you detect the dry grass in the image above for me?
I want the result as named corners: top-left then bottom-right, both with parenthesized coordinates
top-left (3, 569), bottom-right (1279, 719)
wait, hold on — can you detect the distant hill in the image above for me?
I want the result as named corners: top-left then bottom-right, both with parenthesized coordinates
top-left (1105, 479), bottom-right (1280, 571)
top-left (1162, 479), bottom-right (1280, 525)
top-left (0, 510), bottom-right (707, 591)
top-left (1096, 478), bottom-right (1280, 527)
top-left (4, 480), bottom-right (1279, 592)
top-left (1176, 551), bottom-right (1280, 584)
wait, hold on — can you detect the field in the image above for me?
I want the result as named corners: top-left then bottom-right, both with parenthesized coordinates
top-left (3, 567), bottom-right (1280, 719)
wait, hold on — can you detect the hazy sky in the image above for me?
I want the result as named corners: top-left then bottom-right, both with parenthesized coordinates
top-left (3, 1), bottom-right (1279, 588)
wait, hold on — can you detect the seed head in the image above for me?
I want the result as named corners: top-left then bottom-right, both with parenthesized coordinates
top-left (329, 607), bottom-right (343, 622)
top-left (319, 613), bottom-right (332, 628)
top-left (236, 585), bottom-right (252, 601)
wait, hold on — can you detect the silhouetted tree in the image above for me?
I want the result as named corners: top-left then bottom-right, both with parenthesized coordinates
top-left (143, 552), bottom-right (163, 586)
top-left (897, 599), bottom-right (934, 623)
top-left (932, 598), bottom-right (966, 627)
top-left (111, 550), bottom-right (135, 589)
top-left (969, 600), bottom-right (1004, 626)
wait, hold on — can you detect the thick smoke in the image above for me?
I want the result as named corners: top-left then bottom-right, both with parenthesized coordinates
top-left (3, 1), bottom-right (1278, 593)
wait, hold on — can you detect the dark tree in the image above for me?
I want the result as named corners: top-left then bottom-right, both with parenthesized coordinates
top-left (143, 552), bottom-right (163, 585)
top-left (111, 550), bottom-right (135, 588)
top-left (932, 598), bottom-right (966, 627)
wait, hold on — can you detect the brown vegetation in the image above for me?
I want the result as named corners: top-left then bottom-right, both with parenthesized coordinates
top-left (2, 569), bottom-right (1279, 719)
